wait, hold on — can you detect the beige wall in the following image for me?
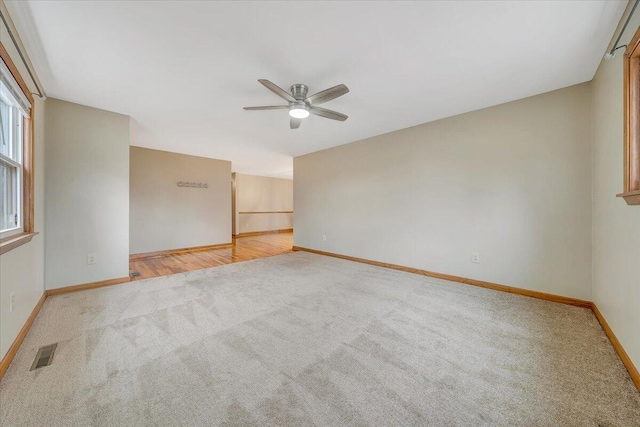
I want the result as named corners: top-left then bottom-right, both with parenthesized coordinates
top-left (233, 173), bottom-right (293, 235)
top-left (45, 99), bottom-right (130, 289)
top-left (591, 6), bottom-right (640, 372)
top-left (130, 147), bottom-right (231, 254)
top-left (295, 83), bottom-right (593, 300)
top-left (0, 1), bottom-right (46, 360)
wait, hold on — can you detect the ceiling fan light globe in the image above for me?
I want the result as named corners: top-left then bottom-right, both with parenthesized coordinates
top-left (289, 108), bottom-right (309, 119)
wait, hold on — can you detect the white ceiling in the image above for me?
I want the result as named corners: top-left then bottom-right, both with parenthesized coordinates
top-left (6, 1), bottom-right (626, 179)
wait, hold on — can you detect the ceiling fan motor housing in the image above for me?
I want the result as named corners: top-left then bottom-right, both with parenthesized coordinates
top-left (290, 84), bottom-right (309, 101)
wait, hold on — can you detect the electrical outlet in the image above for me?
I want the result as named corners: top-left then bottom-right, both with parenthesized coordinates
top-left (87, 253), bottom-right (97, 265)
top-left (9, 292), bottom-right (15, 312)
top-left (471, 253), bottom-right (480, 264)
top-left (322, 235), bottom-right (327, 241)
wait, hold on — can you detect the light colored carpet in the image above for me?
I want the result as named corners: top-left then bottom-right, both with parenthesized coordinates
top-left (1, 251), bottom-right (639, 426)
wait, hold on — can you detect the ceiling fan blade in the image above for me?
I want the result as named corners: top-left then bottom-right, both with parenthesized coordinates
top-left (243, 105), bottom-right (289, 110)
top-left (309, 106), bottom-right (348, 121)
top-left (290, 117), bottom-right (301, 129)
top-left (258, 79), bottom-right (295, 103)
top-left (306, 84), bottom-right (349, 105)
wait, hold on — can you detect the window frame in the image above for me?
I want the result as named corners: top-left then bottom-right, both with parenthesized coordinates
top-left (0, 41), bottom-right (36, 255)
top-left (620, 26), bottom-right (640, 205)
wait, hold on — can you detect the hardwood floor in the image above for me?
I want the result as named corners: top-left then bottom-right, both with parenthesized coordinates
top-left (129, 232), bottom-right (293, 280)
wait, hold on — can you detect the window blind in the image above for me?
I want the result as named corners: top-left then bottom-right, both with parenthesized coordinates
top-left (0, 57), bottom-right (30, 116)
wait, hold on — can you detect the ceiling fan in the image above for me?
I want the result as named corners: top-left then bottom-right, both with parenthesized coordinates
top-left (244, 79), bottom-right (349, 129)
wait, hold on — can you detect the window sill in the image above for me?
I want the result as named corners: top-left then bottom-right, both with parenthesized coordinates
top-left (617, 190), bottom-right (640, 205)
top-left (0, 232), bottom-right (38, 255)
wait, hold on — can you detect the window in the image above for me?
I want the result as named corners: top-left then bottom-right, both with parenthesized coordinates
top-left (0, 42), bottom-right (35, 254)
top-left (0, 81), bottom-right (24, 235)
top-left (621, 26), bottom-right (640, 205)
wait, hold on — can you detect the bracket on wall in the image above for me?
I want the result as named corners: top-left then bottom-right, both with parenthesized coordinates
top-left (177, 182), bottom-right (208, 188)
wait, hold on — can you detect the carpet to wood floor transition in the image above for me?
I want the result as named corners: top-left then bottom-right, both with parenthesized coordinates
top-left (1, 251), bottom-right (639, 426)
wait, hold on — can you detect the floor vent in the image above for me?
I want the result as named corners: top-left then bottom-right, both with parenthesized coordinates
top-left (30, 343), bottom-right (57, 371)
top-left (131, 272), bottom-right (141, 278)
